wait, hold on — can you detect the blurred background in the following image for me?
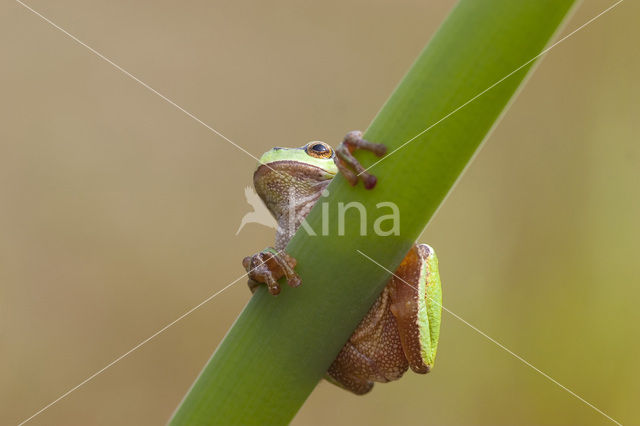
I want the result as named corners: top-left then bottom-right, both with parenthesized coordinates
top-left (1, 0), bottom-right (638, 424)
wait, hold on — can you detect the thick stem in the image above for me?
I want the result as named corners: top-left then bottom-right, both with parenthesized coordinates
top-left (170, 1), bottom-right (576, 424)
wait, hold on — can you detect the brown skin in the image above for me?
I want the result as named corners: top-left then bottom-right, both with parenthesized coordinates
top-left (243, 131), bottom-right (432, 394)
top-left (327, 244), bottom-right (435, 394)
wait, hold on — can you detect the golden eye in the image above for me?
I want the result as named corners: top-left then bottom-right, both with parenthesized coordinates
top-left (305, 142), bottom-right (334, 159)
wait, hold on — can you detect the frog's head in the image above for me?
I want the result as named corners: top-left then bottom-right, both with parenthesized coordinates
top-left (254, 142), bottom-right (337, 217)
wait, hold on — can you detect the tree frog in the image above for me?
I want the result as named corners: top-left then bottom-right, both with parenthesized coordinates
top-left (242, 131), bottom-right (443, 395)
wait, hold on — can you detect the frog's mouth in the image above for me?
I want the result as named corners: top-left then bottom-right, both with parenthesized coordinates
top-left (254, 160), bottom-right (336, 183)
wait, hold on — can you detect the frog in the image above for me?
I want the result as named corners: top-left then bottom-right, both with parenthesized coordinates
top-left (242, 130), bottom-right (442, 395)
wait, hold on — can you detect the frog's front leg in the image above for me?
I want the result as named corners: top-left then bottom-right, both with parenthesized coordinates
top-left (334, 130), bottom-right (387, 189)
top-left (326, 244), bottom-right (442, 394)
top-left (242, 247), bottom-right (300, 295)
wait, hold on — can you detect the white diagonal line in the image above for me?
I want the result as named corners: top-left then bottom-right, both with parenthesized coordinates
top-left (356, 249), bottom-right (622, 426)
top-left (17, 251), bottom-right (285, 425)
top-left (15, 0), bottom-right (263, 165)
top-left (359, 0), bottom-right (624, 175)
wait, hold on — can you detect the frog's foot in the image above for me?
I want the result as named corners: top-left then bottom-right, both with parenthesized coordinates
top-left (242, 247), bottom-right (300, 295)
top-left (334, 130), bottom-right (387, 189)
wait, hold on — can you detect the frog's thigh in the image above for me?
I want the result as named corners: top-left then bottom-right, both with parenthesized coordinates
top-left (327, 286), bottom-right (409, 394)
top-left (326, 342), bottom-right (375, 395)
top-left (389, 243), bottom-right (440, 374)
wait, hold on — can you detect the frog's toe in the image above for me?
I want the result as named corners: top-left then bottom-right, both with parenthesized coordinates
top-left (274, 251), bottom-right (301, 288)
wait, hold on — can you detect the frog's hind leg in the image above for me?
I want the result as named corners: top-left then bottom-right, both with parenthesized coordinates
top-left (389, 244), bottom-right (442, 374)
top-left (326, 342), bottom-right (376, 395)
top-left (326, 286), bottom-right (409, 394)
top-left (326, 244), bottom-right (441, 394)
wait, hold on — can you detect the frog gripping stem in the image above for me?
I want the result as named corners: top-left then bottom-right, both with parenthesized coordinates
top-left (334, 130), bottom-right (387, 189)
top-left (243, 248), bottom-right (300, 295)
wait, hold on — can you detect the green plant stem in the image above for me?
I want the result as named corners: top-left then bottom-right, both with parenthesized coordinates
top-left (170, 1), bottom-right (576, 424)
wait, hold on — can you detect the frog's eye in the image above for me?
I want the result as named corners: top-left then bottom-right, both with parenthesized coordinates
top-left (305, 142), bottom-right (334, 159)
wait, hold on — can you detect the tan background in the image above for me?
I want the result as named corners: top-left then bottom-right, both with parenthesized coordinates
top-left (1, 0), bottom-right (638, 425)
